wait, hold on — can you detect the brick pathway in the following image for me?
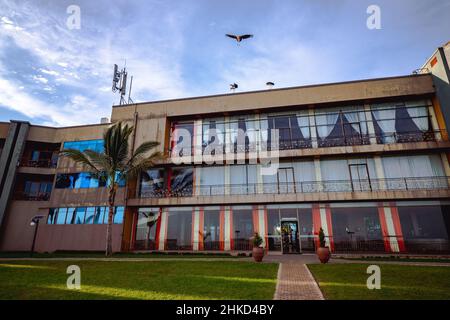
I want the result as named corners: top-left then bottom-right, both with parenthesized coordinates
top-left (273, 263), bottom-right (324, 300)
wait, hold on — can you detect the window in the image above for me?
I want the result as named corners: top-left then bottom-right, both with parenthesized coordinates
top-left (63, 139), bottom-right (104, 153)
top-left (170, 167), bottom-right (193, 196)
top-left (171, 122), bottom-right (194, 157)
top-left (140, 168), bottom-right (166, 197)
top-left (331, 207), bottom-right (384, 252)
top-left (47, 206), bottom-right (124, 225)
top-left (135, 208), bottom-right (160, 250)
top-left (55, 172), bottom-right (118, 189)
top-left (232, 206), bottom-right (254, 250)
top-left (200, 166), bottom-right (225, 195)
top-left (74, 207), bottom-right (86, 224)
top-left (399, 206), bottom-right (448, 240)
top-left (114, 207), bottom-right (124, 224)
top-left (166, 208), bottom-right (193, 250)
top-left (267, 114), bottom-right (310, 150)
top-left (203, 208), bottom-right (221, 250)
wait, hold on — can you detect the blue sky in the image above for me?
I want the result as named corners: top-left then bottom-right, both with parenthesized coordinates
top-left (0, 0), bottom-right (449, 126)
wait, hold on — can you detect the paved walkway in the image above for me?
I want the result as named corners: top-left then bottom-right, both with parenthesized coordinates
top-left (273, 263), bottom-right (324, 300)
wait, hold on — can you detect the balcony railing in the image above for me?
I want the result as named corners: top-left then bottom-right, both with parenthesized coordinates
top-left (20, 159), bottom-right (58, 168)
top-left (140, 176), bottom-right (450, 198)
top-left (169, 130), bottom-right (447, 156)
top-left (13, 192), bottom-right (51, 201)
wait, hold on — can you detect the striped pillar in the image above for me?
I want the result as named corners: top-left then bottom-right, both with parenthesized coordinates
top-left (222, 206), bottom-right (232, 251)
top-left (378, 203), bottom-right (405, 253)
top-left (312, 204), bottom-right (334, 251)
top-left (193, 119), bottom-right (203, 164)
top-left (157, 208), bottom-right (168, 251)
top-left (192, 207), bottom-right (201, 251)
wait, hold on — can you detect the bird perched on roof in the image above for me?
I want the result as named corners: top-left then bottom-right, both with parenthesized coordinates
top-left (266, 81), bottom-right (275, 88)
top-left (226, 34), bottom-right (254, 44)
top-left (230, 83), bottom-right (238, 91)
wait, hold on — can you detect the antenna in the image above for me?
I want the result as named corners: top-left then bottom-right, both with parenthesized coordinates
top-left (111, 63), bottom-right (134, 105)
top-left (128, 76), bottom-right (134, 104)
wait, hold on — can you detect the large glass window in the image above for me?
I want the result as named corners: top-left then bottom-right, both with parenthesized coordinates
top-left (55, 172), bottom-right (107, 189)
top-left (232, 206), bottom-right (254, 250)
top-left (267, 114), bottom-right (311, 150)
top-left (203, 207), bottom-right (221, 250)
top-left (266, 207), bottom-right (281, 251)
top-left (63, 139), bottom-right (104, 153)
top-left (171, 122), bottom-right (194, 157)
top-left (203, 118), bottom-right (225, 153)
top-left (170, 167), bottom-right (193, 196)
top-left (398, 205), bottom-right (449, 253)
top-left (47, 206), bottom-right (124, 225)
top-left (199, 166), bottom-right (225, 195)
top-left (166, 208), bottom-right (193, 250)
top-left (371, 100), bottom-right (431, 144)
top-left (331, 206), bottom-right (384, 252)
top-left (140, 168), bottom-right (166, 197)
top-left (135, 208), bottom-right (160, 250)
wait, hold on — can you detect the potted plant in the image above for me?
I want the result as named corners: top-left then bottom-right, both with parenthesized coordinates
top-left (317, 227), bottom-right (330, 263)
top-left (252, 232), bottom-right (265, 262)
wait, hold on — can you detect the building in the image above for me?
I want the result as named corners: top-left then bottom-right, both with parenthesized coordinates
top-left (1, 53), bottom-right (450, 255)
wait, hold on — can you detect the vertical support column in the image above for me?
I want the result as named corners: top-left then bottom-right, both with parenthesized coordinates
top-left (192, 207), bottom-right (201, 251)
top-left (224, 165), bottom-right (230, 196)
top-left (158, 208), bottom-right (168, 251)
top-left (308, 107), bottom-right (318, 148)
top-left (194, 167), bottom-right (201, 196)
top-left (364, 103), bottom-right (377, 144)
top-left (193, 119), bottom-right (203, 164)
top-left (377, 203), bottom-right (405, 253)
top-left (373, 156), bottom-right (385, 190)
top-left (312, 204), bottom-right (334, 251)
top-left (256, 164), bottom-right (264, 194)
top-left (428, 103), bottom-right (441, 140)
top-left (441, 153), bottom-right (450, 176)
top-left (223, 206), bottom-right (232, 251)
top-left (314, 158), bottom-right (322, 191)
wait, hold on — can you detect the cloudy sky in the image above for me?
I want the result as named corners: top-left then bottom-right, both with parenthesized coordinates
top-left (0, 0), bottom-right (449, 127)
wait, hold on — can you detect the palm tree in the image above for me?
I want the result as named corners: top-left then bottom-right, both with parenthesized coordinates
top-left (60, 122), bottom-right (162, 256)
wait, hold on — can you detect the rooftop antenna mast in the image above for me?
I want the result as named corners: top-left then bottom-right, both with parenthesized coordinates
top-left (112, 63), bottom-right (134, 105)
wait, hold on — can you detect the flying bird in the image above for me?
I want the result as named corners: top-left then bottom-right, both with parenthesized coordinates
top-left (266, 82), bottom-right (275, 87)
top-left (226, 34), bottom-right (254, 44)
top-left (230, 83), bottom-right (238, 91)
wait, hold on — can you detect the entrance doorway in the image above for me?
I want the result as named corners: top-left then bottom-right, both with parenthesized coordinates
top-left (281, 219), bottom-right (300, 254)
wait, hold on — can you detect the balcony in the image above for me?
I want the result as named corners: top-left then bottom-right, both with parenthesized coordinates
top-left (20, 141), bottom-right (60, 168)
top-left (170, 130), bottom-right (446, 157)
top-left (139, 176), bottom-right (450, 198)
top-left (20, 158), bottom-right (58, 168)
top-left (13, 191), bottom-right (51, 201)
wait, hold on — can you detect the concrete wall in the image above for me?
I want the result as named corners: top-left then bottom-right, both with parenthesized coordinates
top-left (35, 224), bottom-right (123, 253)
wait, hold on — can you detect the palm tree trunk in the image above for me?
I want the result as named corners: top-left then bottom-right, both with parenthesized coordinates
top-left (106, 186), bottom-right (117, 256)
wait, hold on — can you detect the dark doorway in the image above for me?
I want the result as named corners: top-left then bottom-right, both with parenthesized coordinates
top-left (281, 220), bottom-right (300, 254)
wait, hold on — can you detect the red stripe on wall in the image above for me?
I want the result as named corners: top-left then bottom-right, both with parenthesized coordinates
top-left (199, 208), bottom-right (204, 251)
top-left (390, 205), bottom-right (406, 253)
top-left (312, 204), bottom-right (321, 250)
top-left (154, 208), bottom-right (163, 251)
top-left (377, 205), bottom-right (391, 253)
top-left (252, 206), bottom-right (259, 234)
top-left (264, 207), bottom-right (269, 250)
top-left (325, 206), bottom-right (334, 252)
top-left (229, 208), bottom-right (234, 251)
top-left (219, 207), bottom-right (224, 251)
top-left (191, 209), bottom-right (195, 250)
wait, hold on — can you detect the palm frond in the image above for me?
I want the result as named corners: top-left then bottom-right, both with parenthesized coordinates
top-left (125, 151), bottom-right (163, 181)
top-left (60, 149), bottom-right (101, 173)
top-left (84, 149), bottom-right (112, 172)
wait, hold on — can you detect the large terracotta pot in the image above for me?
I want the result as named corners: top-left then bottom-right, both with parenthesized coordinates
top-left (317, 247), bottom-right (330, 264)
top-left (252, 247), bottom-right (265, 262)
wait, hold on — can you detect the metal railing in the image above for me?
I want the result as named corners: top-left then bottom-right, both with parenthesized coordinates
top-left (13, 192), bottom-right (51, 201)
top-left (140, 176), bottom-right (450, 198)
top-left (20, 159), bottom-right (58, 168)
top-left (169, 130), bottom-right (447, 156)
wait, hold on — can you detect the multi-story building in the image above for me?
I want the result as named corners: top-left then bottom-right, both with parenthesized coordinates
top-left (1, 53), bottom-right (450, 255)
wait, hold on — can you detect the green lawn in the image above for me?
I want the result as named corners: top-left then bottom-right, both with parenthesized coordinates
top-left (308, 263), bottom-right (450, 300)
top-left (0, 260), bottom-right (277, 300)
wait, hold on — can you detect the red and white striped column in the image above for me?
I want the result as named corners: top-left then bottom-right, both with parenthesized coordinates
top-left (378, 202), bottom-right (405, 253)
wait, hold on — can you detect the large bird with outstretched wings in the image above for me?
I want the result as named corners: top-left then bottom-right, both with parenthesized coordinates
top-left (226, 34), bottom-right (254, 43)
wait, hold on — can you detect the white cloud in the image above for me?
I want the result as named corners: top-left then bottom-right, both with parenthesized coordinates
top-left (40, 68), bottom-right (59, 76)
top-left (32, 75), bottom-right (48, 84)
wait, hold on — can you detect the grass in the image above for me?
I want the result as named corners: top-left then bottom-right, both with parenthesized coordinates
top-left (337, 256), bottom-right (450, 264)
top-left (0, 260), bottom-right (277, 300)
top-left (308, 263), bottom-right (450, 300)
top-left (0, 251), bottom-right (246, 259)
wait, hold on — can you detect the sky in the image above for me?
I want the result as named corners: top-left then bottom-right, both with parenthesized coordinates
top-left (0, 0), bottom-right (449, 127)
